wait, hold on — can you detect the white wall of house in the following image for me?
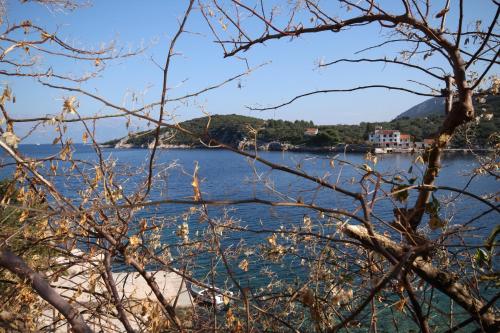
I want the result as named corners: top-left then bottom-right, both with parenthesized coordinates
top-left (400, 136), bottom-right (411, 147)
top-left (368, 129), bottom-right (401, 147)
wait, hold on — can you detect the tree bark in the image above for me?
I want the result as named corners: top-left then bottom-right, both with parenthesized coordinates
top-left (343, 225), bottom-right (499, 332)
top-left (0, 248), bottom-right (93, 333)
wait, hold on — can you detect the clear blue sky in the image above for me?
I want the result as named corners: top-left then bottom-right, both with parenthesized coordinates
top-left (4, 0), bottom-right (498, 143)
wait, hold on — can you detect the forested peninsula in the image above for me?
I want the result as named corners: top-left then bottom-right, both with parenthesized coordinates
top-left (105, 95), bottom-right (499, 150)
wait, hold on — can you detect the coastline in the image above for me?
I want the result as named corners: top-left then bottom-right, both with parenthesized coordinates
top-left (100, 143), bottom-right (493, 154)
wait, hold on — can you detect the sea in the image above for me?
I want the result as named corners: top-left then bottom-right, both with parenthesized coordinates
top-left (1, 144), bottom-right (498, 331)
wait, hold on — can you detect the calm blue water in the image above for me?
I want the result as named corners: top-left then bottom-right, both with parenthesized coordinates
top-left (1, 145), bottom-right (497, 331)
top-left (2, 144), bottom-right (494, 230)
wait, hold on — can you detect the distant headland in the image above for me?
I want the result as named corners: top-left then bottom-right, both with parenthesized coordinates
top-left (103, 95), bottom-right (499, 152)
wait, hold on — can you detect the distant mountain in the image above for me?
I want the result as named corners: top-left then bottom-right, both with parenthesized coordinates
top-left (395, 95), bottom-right (500, 120)
top-left (395, 97), bottom-right (445, 119)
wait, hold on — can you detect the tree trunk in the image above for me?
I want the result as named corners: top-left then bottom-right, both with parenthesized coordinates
top-left (0, 248), bottom-right (93, 333)
top-left (343, 225), bottom-right (499, 332)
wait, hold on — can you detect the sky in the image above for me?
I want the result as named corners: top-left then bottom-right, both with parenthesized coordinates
top-left (3, 0), bottom-right (499, 143)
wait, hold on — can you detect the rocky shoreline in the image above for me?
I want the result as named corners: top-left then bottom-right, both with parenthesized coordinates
top-left (101, 142), bottom-right (492, 154)
top-left (103, 138), bottom-right (374, 152)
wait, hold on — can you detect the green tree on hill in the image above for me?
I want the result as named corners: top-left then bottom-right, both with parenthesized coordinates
top-left (306, 129), bottom-right (340, 146)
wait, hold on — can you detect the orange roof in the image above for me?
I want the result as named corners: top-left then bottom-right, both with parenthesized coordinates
top-left (400, 134), bottom-right (411, 139)
top-left (304, 128), bottom-right (318, 134)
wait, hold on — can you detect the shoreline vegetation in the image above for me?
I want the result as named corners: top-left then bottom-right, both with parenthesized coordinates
top-left (99, 143), bottom-right (494, 154)
top-left (102, 95), bottom-right (498, 153)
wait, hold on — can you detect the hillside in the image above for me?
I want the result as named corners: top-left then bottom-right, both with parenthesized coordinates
top-left (395, 97), bottom-right (445, 119)
top-left (392, 94), bottom-right (500, 147)
top-left (395, 94), bottom-right (500, 120)
top-left (106, 96), bottom-right (499, 149)
top-left (106, 115), bottom-right (320, 148)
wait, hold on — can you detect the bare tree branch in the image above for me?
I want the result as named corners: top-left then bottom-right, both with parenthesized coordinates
top-left (0, 248), bottom-right (92, 333)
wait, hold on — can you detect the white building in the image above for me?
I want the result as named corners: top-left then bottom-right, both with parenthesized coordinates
top-left (400, 134), bottom-right (411, 148)
top-left (414, 139), bottom-right (435, 149)
top-left (368, 129), bottom-right (401, 147)
top-left (368, 128), bottom-right (412, 148)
